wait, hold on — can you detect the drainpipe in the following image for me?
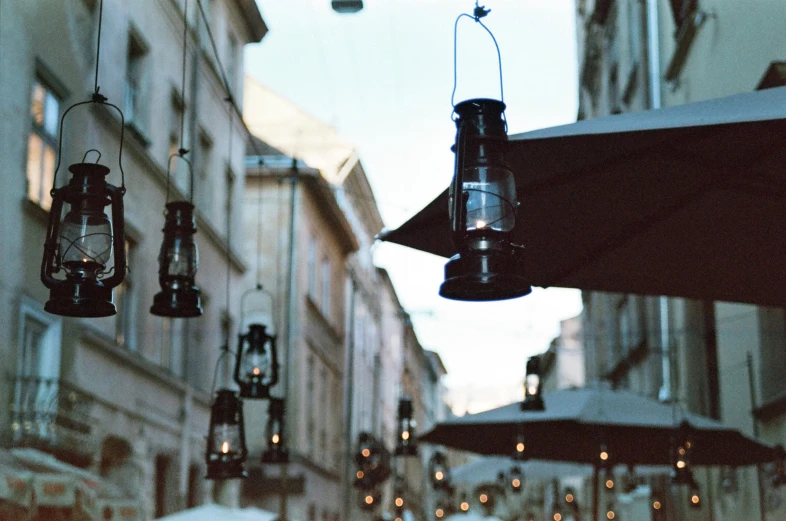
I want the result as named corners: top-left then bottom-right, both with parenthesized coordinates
top-left (646, 0), bottom-right (662, 110)
top-left (658, 297), bottom-right (671, 402)
top-left (342, 278), bottom-right (357, 521)
top-left (746, 352), bottom-right (767, 521)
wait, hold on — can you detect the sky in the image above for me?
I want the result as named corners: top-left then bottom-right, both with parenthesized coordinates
top-left (245, 0), bottom-right (584, 413)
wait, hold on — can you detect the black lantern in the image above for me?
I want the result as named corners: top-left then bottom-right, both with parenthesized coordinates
top-left (234, 285), bottom-right (279, 399)
top-left (440, 98), bottom-right (530, 302)
top-left (261, 397), bottom-right (288, 464)
top-left (513, 432), bottom-right (527, 460)
top-left (521, 355), bottom-right (544, 410)
top-left (670, 421), bottom-right (693, 485)
top-left (395, 397), bottom-right (418, 456)
top-left (651, 493), bottom-right (663, 517)
top-left (205, 389), bottom-right (247, 479)
top-left (151, 200), bottom-right (201, 317)
top-left (605, 502), bottom-right (617, 520)
top-left (459, 493), bottom-right (470, 512)
top-left (332, 0), bottom-right (363, 13)
top-left (41, 161), bottom-right (126, 317)
top-left (564, 487), bottom-right (577, 508)
top-left (509, 465), bottom-right (523, 493)
top-left (688, 479), bottom-right (701, 509)
top-left (359, 489), bottom-right (381, 511)
top-left (429, 451), bottom-right (450, 490)
top-left (234, 324), bottom-right (278, 399)
top-left (622, 465), bottom-right (638, 493)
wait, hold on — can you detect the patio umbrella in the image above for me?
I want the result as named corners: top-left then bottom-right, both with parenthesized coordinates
top-left (419, 387), bottom-right (775, 466)
top-left (451, 456), bottom-right (594, 487)
top-left (378, 86), bottom-right (786, 307)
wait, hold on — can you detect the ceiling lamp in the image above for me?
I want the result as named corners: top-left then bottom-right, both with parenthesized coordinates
top-left (439, 4), bottom-right (530, 301)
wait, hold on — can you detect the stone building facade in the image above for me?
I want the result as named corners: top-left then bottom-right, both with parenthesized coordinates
top-left (0, 0), bottom-right (265, 518)
top-left (576, 1), bottom-right (786, 520)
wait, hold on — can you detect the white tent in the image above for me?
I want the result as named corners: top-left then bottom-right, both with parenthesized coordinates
top-left (159, 504), bottom-right (279, 521)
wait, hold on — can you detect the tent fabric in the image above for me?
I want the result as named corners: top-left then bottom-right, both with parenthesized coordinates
top-left (378, 86), bottom-right (786, 306)
top-left (0, 448), bottom-right (141, 520)
top-left (158, 504), bottom-right (279, 521)
top-left (419, 387), bottom-right (775, 466)
top-left (450, 456), bottom-right (594, 486)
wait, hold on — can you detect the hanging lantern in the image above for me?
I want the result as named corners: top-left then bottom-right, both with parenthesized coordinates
top-left (509, 465), bottom-right (523, 493)
top-left (331, 0), bottom-right (363, 13)
top-left (604, 468), bottom-right (616, 491)
top-left (234, 324), bottom-right (278, 399)
top-left (622, 465), bottom-right (638, 493)
top-left (599, 443), bottom-right (611, 466)
top-left (151, 200), bottom-right (201, 317)
top-left (651, 493), bottom-right (663, 519)
top-left (41, 159), bottom-right (126, 317)
top-left (670, 421), bottom-right (693, 485)
top-left (261, 397), bottom-right (288, 464)
top-left (429, 451), bottom-right (450, 490)
top-left (459, 492), bottom-right (470, 512)
top-left (605, 502), bottom-right (616, 520)
top-left (440, 98), bottom-right (530, 301)
top-left (688, 479), bottom-right (701, 509)
top-left (234, 285), bottom-right (279, 399)
top-left (552, 501), bottom-right (563, 521)
top-left (513, 432), bottom-right (527, 460)
top-left (359, 489), bottom-right (381, 511)
top-left (205, 389), bottom-right (247, 479)
top-left (521, 355), bottom-right (544, 410)
top-left (395, 397), bottom-right (418, 456)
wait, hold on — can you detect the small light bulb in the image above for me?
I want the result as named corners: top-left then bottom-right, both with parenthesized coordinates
top-left (436, 509), bottom-right (444, 518)
top-left (606, 511), bottom-right (615, 520)
top-left (600, 451), bottom-right (609, 461)
top-left (517, 442), bottom-right (525, 452)
top-left (461, 502), bottom-right (469, 512)
top-left (436, 471), bottom-right (444, 481)
top-left (512, 478), bottom-right (521, 488)
top-left (362, 448), bottom-right (370, 457)
top-left (395, 498), bottom-right (403, 507)
top-left (676, 460), bottom-right (685, 469)
top-left (606, 479), bottom-right (615, 489)
top-left (272, 434), bottom-right (280, 444)
top-left (553, 514), bottom-right (562, 521)
top-left (691, 494), bottom-right (700, 504)
top-left (402, 430), bottom-right (410, 440)
top-left (356, 470), bottom-right (364, 479)
top-left (565, 494), bottom-right (574, 503)
top-left (221, 441), bottom-right (230, 454)
top-left (476, 220), bottom-right (487, 229)
top-left (653, 500), bottom-right (662, 510)
top-left (253, 367), bottom-right (261, 375)
top-left (365, 495), bottom-right (373, 505)
top-left (479, 494), bottom-right (488, 504)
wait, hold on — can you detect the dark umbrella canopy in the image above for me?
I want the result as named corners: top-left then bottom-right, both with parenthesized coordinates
top-left (378, 86), bottom-right (786, 307)
top-left (419, 387), bottom-right (775, 466)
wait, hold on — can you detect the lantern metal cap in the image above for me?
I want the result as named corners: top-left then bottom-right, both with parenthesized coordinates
top-left (45, 280), bottom-right (116, 317)
top-left (162, 201), bottom-right (197, 231)
top-left (150, 286), bottom-right (202, 317)
top-left (453, 98), bottom-right (507, 116)
top-left (440, 250), bottom-right (531, 302)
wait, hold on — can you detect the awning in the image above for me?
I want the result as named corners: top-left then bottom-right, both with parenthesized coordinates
top-left (0, 448), bottom-right (142, 520)
top-left (378, 86), bottom-right (786, 306)
top-left (158, 503), bottom-right (279, 521)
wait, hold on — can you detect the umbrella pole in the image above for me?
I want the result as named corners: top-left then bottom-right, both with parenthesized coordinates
top-left (592, 466), bottom-right (599, 521)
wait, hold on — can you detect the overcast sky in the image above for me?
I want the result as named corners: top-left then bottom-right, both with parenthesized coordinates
top-left (246, 0), bottom-right (583, 413)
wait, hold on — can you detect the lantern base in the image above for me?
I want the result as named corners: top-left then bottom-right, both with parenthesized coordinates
top-left (440, 250), bottom-right (531, 301)
top-left (261, 449), bottom-right (289, 464)
top-left (45, 280), bottom-right (116, 317)
top-left (520, 396), bottom-right (545, 411)
top-left (239, 383), bottom-right (271, 400)
top-left (206, 460), bottom-right (247, 480)
top-left (150, 287), bottom-right (202, 317)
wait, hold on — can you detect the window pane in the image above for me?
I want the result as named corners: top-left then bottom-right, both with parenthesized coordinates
top-left (44, 92), bottom-right (59, 137)
top-left (31, 83), bottom-right (45, 127)
top-left (41, 145), bottom-right (55, 210)
top-left (27, 134), bottom-right (44, 204)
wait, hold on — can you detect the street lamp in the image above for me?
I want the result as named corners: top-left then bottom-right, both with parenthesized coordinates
top-left (234, 324), bottom-right (278, 399)
top-left (521, 355), bottom-right (544, 410)
top-left (150, 199), bottom-right (202, 317)
top-left (42, 160), bottom-right (126, 317)
top-left (205, 389), bottom-right (247, 479)
top-left (261, 397), bottom-right (289, 464)
top-left (395, 397), bottom-right (418, 456)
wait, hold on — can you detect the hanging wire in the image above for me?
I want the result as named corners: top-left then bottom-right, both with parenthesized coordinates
top-left (451, 2), bottom-right (505, 108)
top-left (224, 104), bottom-right (234, 350)
top-left (93, 0), bottom-right (104, 95)
top-left (256, 158), bottom-right (265, 288)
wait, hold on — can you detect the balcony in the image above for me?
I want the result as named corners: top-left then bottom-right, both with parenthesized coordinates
top-left (9, 376), bottom-right (96, 467)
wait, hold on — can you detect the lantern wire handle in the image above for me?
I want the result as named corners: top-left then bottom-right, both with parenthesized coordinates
top-left (451, 2), bottom-right (504, 108)
top-left (165, 153), bottom-right (196, 204)
top-left (51, 0), bottom-right (127, 194)
top-left (223, 99), bottom-right (234, 348)
top-left (255, 158), bottom-right (265, 288)
top-left (82, 150), bottom-right (102, 163)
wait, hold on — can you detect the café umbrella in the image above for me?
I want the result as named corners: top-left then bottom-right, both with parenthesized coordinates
top-left (378, 86), bottom-right (786, 307)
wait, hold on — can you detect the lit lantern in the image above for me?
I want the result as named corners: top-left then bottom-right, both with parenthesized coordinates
top-left (670, 421), bottom-right (693, 485)
top-left (606, 502), bottom-right (616, 520)
top-left (150, 201), bottom-right (201, 317)
top-left (359, 489), bottom-right (380, 511)
top-left (521, 355), bottom-right (544, 410)
top-left (234, 324), bottom-right (278, 399)
top-left (395, 397), bottom-right (418, 456)
top-left (41, 162), bottom-right (126, 317)
top-left (509, 465), bottom-right (523, 493)
top-left (688, 479), bottom-right (701, 509)
top-left (459, 492), bottom-right (470, 512)
top-left (261, 397), bottom-right (288, 464)
top-left (440, 98), bottom-right (530, 302)
top-left (429, 451), bottom-right (450, 490)
top-left (205, 389), bottom-right (247, 479)
top-left (513, 433), bottom-right (527, 461)
top-left (599, 443), bottom-right (611, 465)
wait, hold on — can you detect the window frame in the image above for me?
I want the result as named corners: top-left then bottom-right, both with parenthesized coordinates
top-left (26, 75), bottom-right (63, 210)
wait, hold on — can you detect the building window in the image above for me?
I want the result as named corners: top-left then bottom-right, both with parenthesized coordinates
top-left (196, 131), bottom-right (214, 220)
top-left (160, 318), bottom-right (186, 377)
top-left (321, 257), bottom-right (331, 319)
top-left (114, 238), bottom-right (137, 350)
top-left (125, 31), bottom-right (150, 137)
top-left (26, 78), bottom-right (61, 210)
top-left (308, 237), bottom-right (317, 300)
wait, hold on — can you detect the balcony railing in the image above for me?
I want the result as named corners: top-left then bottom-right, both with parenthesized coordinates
top-left (9, 376), bottom-right (96, 464)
